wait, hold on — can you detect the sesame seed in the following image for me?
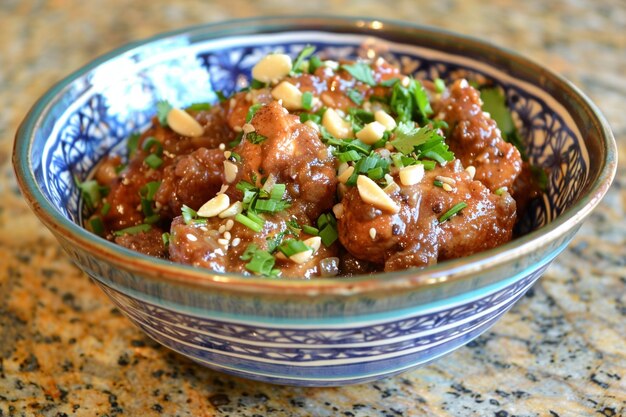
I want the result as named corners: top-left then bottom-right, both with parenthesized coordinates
top-left (223, 231), bottom-right (231, 241)
top-left (232, 237), bottom-right (241, 247)
top-left (218, 225), bottom-right (226, 234)
top-left (369, 228), bottom-right (377, 239)
top-left (435, 175), bottom-right (456, 185)
top-left (217, 238), bottom-right (229, 246)
top-left (233, 126), bottom-right (243, 133)
top-left (186, 234), bottom-right (198, 242)
top-left (442, 183), bottom-right (454, 192)
top-left (225, 219), bottom-right (234, 231)
top-left (218, 143), bottom-right (226, 151)
top-left (199, 226), bottom-right (209, 232)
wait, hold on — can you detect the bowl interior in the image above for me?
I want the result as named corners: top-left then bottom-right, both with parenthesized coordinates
top-left (16, 17), bottom-right (613, 288)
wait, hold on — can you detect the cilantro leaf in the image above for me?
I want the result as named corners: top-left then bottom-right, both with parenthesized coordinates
top-left (390, 79), bottom-right (432, 124)
top-left (292, 45), bottom-right (316, 74)
top-left (341, 63), bottom-right (376, 86)
top-left (479, 87), bottom-right (527, 159)
top-left (156, 101), bottom-right (172, 126)
top-left (390, 123), bottom-right (432, 154)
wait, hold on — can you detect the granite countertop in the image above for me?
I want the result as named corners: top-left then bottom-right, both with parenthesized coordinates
top-left (1, 1), bottom-right (624, 416)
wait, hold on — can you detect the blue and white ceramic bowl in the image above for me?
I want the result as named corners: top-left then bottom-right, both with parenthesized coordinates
top-left (13, 17), bottom-right (616, 386)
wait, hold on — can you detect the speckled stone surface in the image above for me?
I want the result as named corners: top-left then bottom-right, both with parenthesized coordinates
top-left (1, 1), bottom-right (624, 416)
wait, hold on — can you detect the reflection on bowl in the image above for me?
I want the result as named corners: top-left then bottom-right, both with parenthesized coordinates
top-left (13, 16), bottom-right (616, 386)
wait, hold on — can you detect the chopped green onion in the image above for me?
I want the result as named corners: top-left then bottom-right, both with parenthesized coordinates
top-left (308, 55), bottom-right (323, 73)
top-left (140, 181), bottom-right (161, 201)
top-left (229, 131), bottom-right (244, 148)
top-left (144, 154), bottom-right (163, 169)
top-left (90, 217), bottom-right (105, 236)
top-left (250, 79), bottom-right (267, 89)
top-left (270, 183), bottom-right (286, 200)
top-left (254, 199), bottom-right (290, 213)
top-left (317, 213), bottom-right (338, 246)
top-left (144, 214), bottom-right (161, 224)
top-left (141, 199), bottom-right (154, 217)
top-left (300, 113), bottom-right (321, 124)
top-left (434, 78), bottom-right (446, 93)
top-left (76, 179), bottom-right (102, 209)
top-left (278, 239), bottom-right (311, 257)
top-left (367, 166), bottom-right (385, 180)
top-left (434, 180), bottom-right (444, 188)
top-left (236, 181), bottom-right (256, 192)
top-left (246, 103), bottom-right (262, 123)
top-left (439, 202), bottom-right (468, 223)
top-left (156, 100), bottom-right (172, 126)
top-left (341, 63), bottom-right (376, 86)
top-left (113, 223), bottom-right (152, 236)
top-left (235, 213), bottom-right (264, 232)
top-left (302, 225), bottom-right (319, 236)
top-left (100, 202), bottom-right (111, 216)
top-left (246, 211), bottom-right (265, 226)
top-left (162, 232), bottom-right (170, 246)
top-left (185, 102), bottom-right (212, 111)
top-left (240, 244), bottom-right (276, 276)
top-left (495, 187), bottom-right (507, 196)
top-left (142, 137), bottom-right (163, 156)
top-left (337, 150), bottom-right (362, 163)
top-left (301, 91), bottom-right (313, 110)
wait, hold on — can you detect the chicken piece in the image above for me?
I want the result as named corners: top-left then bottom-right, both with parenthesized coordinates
top-left (226, 101), bottom-right (337, 221)
top-left (338, 161), bottom-right (516, 271)
top-left (168, 215), bottom-right (337, 278)
top-left (433, 79), bottom-right (522, 192)
top-left (115, 227), bottom-right (167, 258)
top-left (155, 147), bottom-right (225, 216)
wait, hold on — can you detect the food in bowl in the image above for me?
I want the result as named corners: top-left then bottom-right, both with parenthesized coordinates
top-left (14, 17), bottom-right (615, 386)
top-left (81, 47), bottom-right (541, 278)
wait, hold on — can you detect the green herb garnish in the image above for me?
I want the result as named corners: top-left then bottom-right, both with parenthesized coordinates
top-left (278, 239), bottom-right (311, 257)
top-left (113, 223), bottom-right (152, 236)
top-left (347, 89), bottom-right (364, 105)
top-left (301, 91), bottom-right (313, 110)
top-left (439, 202), bottom-right (468, 223)
top-left (292, 45), bottom-right (316, 74)
top-left (240, 244), bottom-right (278, 276)
top-left (156, 100), bottom-right (173, 126)
top-left (479, 87), bottom-right (527, 159)
top-left (185, 102), bottom-right (212, 111)
top-left (341, 63), bottom-right (376, 86)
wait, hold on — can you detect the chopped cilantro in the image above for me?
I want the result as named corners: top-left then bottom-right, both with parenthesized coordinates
top-left (246, 131), bottom-right (267, 144)
top-left (292, 45), bottom-right (316, 74)
top-left (479, 87), bottom-right (527, 159)
top-left (341, 63), bottom-right (376, 86)
top-left (156, 100), bottom-right (172, 126)
top-left (181, 205), bottom-right (197, 224)
top-left (390, 78), bottom-right (432, 124)
top-left (301, 91), bottom-right (313, 110)
top-left (89, 217), bottom-right (105, 236)
top-left (347, 89), bottom-right (364, 105)
top-left (390, 123), bottom-right (454, 164)
top-left (246, 103), bottom-right (262, 123)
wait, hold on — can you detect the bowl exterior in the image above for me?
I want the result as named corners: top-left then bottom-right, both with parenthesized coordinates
top-left (14, 17), bottom-right (615, 386)
top-left (54, 225), bottom-right (577, 386)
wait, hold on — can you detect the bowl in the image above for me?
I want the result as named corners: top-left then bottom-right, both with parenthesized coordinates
top-left (13, 16), bottom-right (616, 386)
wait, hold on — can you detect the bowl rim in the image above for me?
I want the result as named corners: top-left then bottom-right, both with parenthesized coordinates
top-left (13, 15), bottom-right (617, 296)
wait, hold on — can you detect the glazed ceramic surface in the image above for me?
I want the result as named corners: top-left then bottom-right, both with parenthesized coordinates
top-left (13, 17), bottom-right (615, 386)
